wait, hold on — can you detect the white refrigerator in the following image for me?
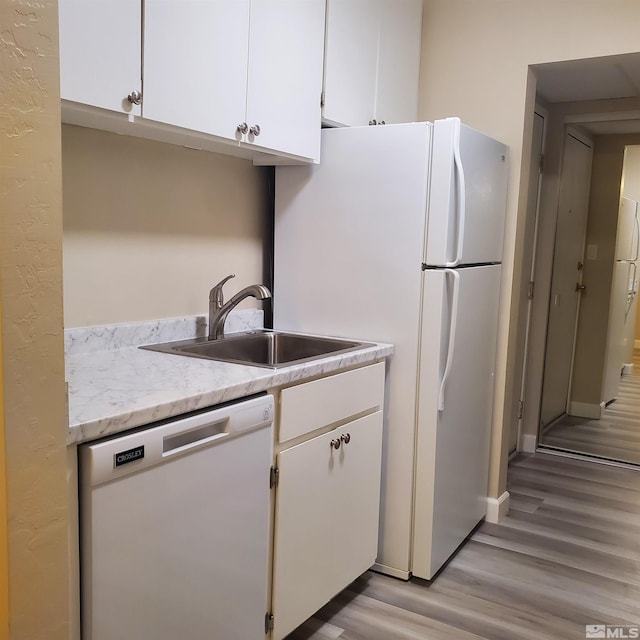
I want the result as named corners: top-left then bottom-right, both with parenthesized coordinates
top-left (604, 197), bottom-right (639, 403)
top-left (274, 119), bottom-right (508, 580)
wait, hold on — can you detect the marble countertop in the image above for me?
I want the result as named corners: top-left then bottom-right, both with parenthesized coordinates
top-left (66, 313), bottom-right (393, 445)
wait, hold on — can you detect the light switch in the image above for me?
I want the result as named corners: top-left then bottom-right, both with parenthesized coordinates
top-left (587, 244), bottom-right (598, 260)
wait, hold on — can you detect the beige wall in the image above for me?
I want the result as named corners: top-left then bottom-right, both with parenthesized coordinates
top-left (571, 135), bottom-right (640, 405)
top-left (63, 125), bottom-right (269, 328)
top-left (0, 1), bottom-right (70, 638)
top-left (419, 0), bottom-right (640, 497)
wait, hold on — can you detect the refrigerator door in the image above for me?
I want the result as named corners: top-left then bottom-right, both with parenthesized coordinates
top-left (425, 117), bottom-right (509, 267)
top-left (615, 198), bottom-right (639, 261)
top-left (412, 264), bottom-right (501, 579)
top-left (275, 122), bottom-right (431, 575)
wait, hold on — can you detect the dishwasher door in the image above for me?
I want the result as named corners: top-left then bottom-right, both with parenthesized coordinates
top-left (79, 394), bottom-right (274, 640)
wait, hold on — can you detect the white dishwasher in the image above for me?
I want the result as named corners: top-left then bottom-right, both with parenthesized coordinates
top-left (79, 393), bottom-right (274, 640)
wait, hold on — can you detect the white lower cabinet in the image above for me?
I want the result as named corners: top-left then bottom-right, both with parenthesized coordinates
top-left (270, 362), bottom-right (385, 639)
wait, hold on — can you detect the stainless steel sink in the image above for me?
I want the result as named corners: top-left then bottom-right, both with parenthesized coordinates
top-left (141, 330), bottom-right (373, 369)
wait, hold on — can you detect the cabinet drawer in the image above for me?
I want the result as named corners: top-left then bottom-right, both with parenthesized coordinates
top-left (279, 362), bottom-right (385, 443)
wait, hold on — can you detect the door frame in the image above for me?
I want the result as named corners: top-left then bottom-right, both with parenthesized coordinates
top-left (512, 106), bottom-right (547, 453)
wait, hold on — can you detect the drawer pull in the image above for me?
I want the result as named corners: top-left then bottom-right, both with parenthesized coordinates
top-left (341, 433), bottom-right (351, 445)
top-left (330, 438), bottom-right (341, 450)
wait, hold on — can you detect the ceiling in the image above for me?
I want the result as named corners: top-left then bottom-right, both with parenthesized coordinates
top-left (534, 52), bottom-right (640, 135)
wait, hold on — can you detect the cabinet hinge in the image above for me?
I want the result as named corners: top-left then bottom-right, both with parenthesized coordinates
top-left (320, 91), bottom-right (325, 108)
top-left (518, 400), bottom-right (524, 420)
top-left (265, 612), bottom-right (275, 634)
top-left (528, 281), bottom-right (534, 300)
top-left (269, 466), bottom-right (279, 489)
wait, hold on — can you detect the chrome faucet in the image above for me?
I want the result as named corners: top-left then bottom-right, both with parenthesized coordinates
top-left (208, 274), bottom-right (271, 340)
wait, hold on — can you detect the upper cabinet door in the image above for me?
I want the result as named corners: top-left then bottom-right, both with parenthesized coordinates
top-left (143, 0), bottom-right (250, 140)
top-left (322, 0), bottom-right (423, 128)
top-left (245, 0), bottom-right (326, 160)
top-left (374, 0), bottom-right (422, 125)
top-left (322, 0), bottom-right (380, 127)
top-left (59, 0), bottom-right (142, 116)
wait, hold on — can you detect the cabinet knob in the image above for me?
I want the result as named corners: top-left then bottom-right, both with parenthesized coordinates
top-left (127, 90), bottom-right (142, 105)
top-left (380, 121), bottom-right (386, 125)
top-left (330, 438), bottom-right (341, 450)
top-left (369, 119), bottom-right (377, 126)
top-left (341, 433), bottom-right (351, 445)
top-left (237, 122), bottom-right (249, 134)
top-left (249, 124), bottom-right (261, 137)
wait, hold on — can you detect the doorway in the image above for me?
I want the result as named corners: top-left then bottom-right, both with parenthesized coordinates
top-left (517, 52), bottom-right (640, 467)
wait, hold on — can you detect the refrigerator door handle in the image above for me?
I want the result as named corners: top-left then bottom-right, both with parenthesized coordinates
top-left (438, 269), bottom-right (460, 412)
top-left (445, 124), bottom-right (466, 268)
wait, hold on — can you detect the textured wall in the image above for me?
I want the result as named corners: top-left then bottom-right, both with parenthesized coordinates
top-left (0, 1), bottom-right (70, 638)
top-left (419, 0), bottom-right (640, 497)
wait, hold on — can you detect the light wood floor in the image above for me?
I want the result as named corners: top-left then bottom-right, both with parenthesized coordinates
top-left (542, 349), bottom-right (640, 465)
top-left (287, 452), bottom-right (640, 640)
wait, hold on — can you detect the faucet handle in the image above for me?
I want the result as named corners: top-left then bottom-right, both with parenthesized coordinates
top-left (210, 274), bottom-right (235, 309)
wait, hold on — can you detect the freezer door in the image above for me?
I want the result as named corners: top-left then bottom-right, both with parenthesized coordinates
top-left (425, 117), bottom-right (509, 267)
top-left (412, 264), bottom-right (501, 579)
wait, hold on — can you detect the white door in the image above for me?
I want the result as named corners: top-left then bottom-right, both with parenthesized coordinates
top-left (510, 110), bottom-right (545, 452)
top-left (58, 0), bottom-right (141, 115)
top-left (322, 0), bottom-right (380, 127)
top-left (244, 0), bottom-right (325, 160)
top-left (425, 118), bottom-right (509, 267)
top-left (271, 412), bottom-right (383, 640)
top-left (539, 132), bottom-right (593, 428)
top-left (143, 0), bottom-right (250, 139)
top-left (412, 264), bottom-right (501, 580)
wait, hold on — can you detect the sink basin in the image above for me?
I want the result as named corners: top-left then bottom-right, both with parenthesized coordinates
top-left (141, 330), bottom-right (374, 369)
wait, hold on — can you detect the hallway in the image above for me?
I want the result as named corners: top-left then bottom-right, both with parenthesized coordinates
top-left (288, 452), bottom-right (640, 640)
top-left (543, 349), bottom-right (640, 465)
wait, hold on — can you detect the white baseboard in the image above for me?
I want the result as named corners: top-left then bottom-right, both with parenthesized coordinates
top-left (623, 362), bottom-right (634, 376)
top-left (486, 491), bottom-right (510, 523)
top-left (519, 433), bottom-right (537, 453)
top-left (569, 401), bottom-right (604, 419)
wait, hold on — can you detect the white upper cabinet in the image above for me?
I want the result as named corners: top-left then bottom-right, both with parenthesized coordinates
top-left (59, 0), bottom-right (325, 163)
top-left (58, 0), bottom-right (142, 116)
top-left (143, 0), bottom-right (251, 141)
top-left (375, 0), bottom-right (423, 125)
top-left (245, 0), bottom-right (326, 160)
top-left (322, 0), bottom-right (380, 128)
top-left (322, 0), bottom-right (423, 127)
